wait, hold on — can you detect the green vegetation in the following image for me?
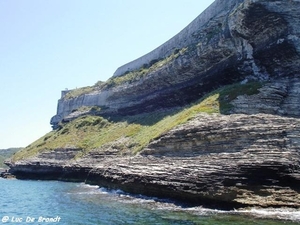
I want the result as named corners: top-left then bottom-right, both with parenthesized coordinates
top-left (0, 148), bottom-right (23, 168)
top-left (63, 48), bottom-right (189, 101)
top-left (12, 81), bottom-right (262, 161)
top-left (215, 81), bottom-right (262, 113)
top-left (63, 81), bottom-right (105, 100)
top-left (105, 47), bottom-right (188, 88)
top-left (64, 86), bottom-right (94, 100)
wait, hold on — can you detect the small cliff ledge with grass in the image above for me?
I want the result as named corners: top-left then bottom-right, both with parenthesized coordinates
top-left (7, 0), bottom-right (300, 209)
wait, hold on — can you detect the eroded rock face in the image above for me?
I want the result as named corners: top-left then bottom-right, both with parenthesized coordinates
top-left (8, 0), bottom-right (300, 209)
top-left (9, 82), bottom-right (300, 207)
top-left (231, 78), bottom-right (300, 117)
top-left (8, 113), bottom-right (300, 208)
top-left (50, 0), bottom-right (300, 128)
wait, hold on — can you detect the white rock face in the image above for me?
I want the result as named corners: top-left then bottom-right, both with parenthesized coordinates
top-left (113, 0), bottom-right (244, 77)
top-left (50, 0), bottom-right (300, 129)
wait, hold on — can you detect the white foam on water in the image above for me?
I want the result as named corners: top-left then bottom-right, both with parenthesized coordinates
top-left (98, 187), bottom-right (124, 195)
top-left (76, 183), bottom-right (99, 189)
top-left (69, 183), bottom-right (101, 195)
top-left (235, 208), bottom-right (300, 222)
top-left (74, 184), bottom-right (300, 222)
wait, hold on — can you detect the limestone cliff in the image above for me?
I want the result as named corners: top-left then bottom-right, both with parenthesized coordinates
top-left (50, 0), bottom-right (300, 129)
top-left (8, 78), bottom-right (300, 208)
top-left (7, 0), bottom-right (300, 209)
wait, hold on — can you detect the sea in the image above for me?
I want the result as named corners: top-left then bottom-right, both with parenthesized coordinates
top-left (0, 178), bottom-right (299, 225)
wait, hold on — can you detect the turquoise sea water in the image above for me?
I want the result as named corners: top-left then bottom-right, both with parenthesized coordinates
top-left (0, 178), bottom-right (299, 225)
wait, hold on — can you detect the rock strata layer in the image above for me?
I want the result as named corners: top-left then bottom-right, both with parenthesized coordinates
top-left (7, 0), bottom-right (300, 210)
top-left (8, 114), bottom-right (300, 209)
top-left (50, 0), bottom-right (300, 128)
top-left (232, 78), bottom-right (300, 117)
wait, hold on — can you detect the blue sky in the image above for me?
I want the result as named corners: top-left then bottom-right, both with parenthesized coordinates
top-left (0, 0), bottom-right (214, 149)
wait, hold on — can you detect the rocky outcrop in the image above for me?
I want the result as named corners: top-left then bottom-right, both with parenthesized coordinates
top-left (8, 113), bottom-right (300, 208)
top-left (7, 0), bottom-right (300, 210)
top-left (50, 0), bottom-right (300, 129)
top-left (84, 113), bottom-right (300, 208)
top-left (231, 77), bottom-right (300, 117)
top-left (0, 171), bottom-right (15, 179)
top-left (7, 79), bottom-right (300, 209)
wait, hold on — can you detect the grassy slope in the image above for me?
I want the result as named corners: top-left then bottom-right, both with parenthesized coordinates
top-left (12, 82), bottom-right (262, 161)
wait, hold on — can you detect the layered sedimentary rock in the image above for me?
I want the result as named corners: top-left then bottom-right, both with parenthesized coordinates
top-left (232, 78), bottom-right (300, 117)
top-left (7, 0), bottom-right (300, 209)
top-left (50, 0), bottom-right (300, 128)
top-left (8, 113), bottom-right (300, 208)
